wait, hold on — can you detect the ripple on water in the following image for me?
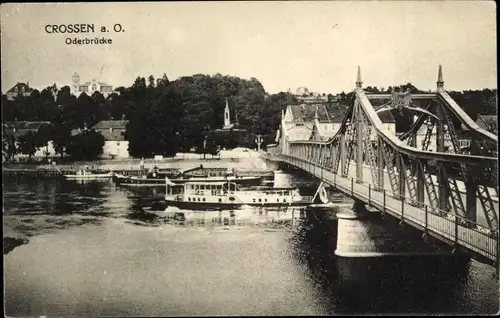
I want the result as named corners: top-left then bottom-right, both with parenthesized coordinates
top-left (3, 176), bottom-right (499, 316)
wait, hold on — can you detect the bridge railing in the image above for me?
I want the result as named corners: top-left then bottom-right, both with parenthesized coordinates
top-left (267, 145), bottom-right (278, 156)
top-left (279, 154), bottom-right (499, 263)
top-left (344, 165), bottom-right (498, 261)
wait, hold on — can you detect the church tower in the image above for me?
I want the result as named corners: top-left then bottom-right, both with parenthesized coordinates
top-left (71, 72), bottom-right (80, 96)
top-left (224, 98), bottom-right (231, 128)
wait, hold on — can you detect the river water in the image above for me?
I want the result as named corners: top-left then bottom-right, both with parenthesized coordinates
top-left (3, 171), bottom-right (499, 316)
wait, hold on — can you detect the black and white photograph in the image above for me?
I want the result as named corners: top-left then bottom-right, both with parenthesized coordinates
top-left (2, 1), bottom-right (498, 316)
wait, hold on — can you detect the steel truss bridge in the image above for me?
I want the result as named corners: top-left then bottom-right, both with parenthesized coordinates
top-left (267, 66), bottom-right (499, 271)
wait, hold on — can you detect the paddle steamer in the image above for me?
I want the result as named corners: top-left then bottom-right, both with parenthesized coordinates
top-left (163, 179), bottom-right (313, 209)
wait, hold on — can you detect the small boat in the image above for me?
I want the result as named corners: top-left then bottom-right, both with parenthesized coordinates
top-left (63, 169), bottom-right (114, 180)
top-left (164, 179), bottom-right (313, 209)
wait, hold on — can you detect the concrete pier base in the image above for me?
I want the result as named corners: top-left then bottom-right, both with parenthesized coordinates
top-left (335, 199), bottom-right (454, 257)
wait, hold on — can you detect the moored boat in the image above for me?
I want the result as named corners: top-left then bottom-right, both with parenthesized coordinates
top-left (63, 169), bottom-right (114, 180)
top-left (113, 172), bottom-right (263, 187)
top-left (164, 179), bottom-right (313, 209)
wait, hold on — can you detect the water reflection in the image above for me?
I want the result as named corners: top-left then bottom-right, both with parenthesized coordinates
top-left (288, 207), bottom-right (498, 315)
top-left (132, 205), bottom-right (306, 228)
top-left (3, 174), bottom-right (499, 315)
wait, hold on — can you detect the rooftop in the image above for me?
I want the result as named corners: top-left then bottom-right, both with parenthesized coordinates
top-left (3, 121), bottom-right (51, 138)
top-left (92, 120), bottom-right (129, 130)
top-left (6, 82), bottom-right (34, 94)
top-left (91, 120), bottom-right (129, 141)
top-left (476, 114), bottom-right (497, 132)
top-left (81, 81), bottom-right (112, 87)
top-left (288, 104), bottom-right (330, 123)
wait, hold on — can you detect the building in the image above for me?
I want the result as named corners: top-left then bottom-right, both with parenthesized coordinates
top-left (90, 120), bottom-right (129, 158)
top-left (309, 106), bottom-right (338, 141)
top-left (413, 123), bottom-right (454, 152)
top-left (70, 73), bottom-right (113, 98)
top-left (209, 98), bottom-right (248, 149)
top-left (3, 121), bottom-right (57, 158)
top-left (5, 82), bottom-right (34, 100)
top-left (475, 114), bottom-right (497, 134)
top-left (281, 104), bottom-right (325, 139)
top-left (309, 106), bottom-right (396, 141)
top-left (451, 115), bottom-right (497, 153)
top-left (277, 104), bottom-right (327, 154)
top-left (275, 102), bottom-right (396, 154)
top-left (222, 98), bottom-right (234, 130)
top-left (214, 98), bottom-right (245, 133)
top-left (288, 86), bottom-right (329, 104)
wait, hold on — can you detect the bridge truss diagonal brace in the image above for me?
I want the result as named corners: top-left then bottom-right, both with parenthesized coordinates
top-left (380, 141), bottom-right (400, 199)
top-left (400, 156), bottom-right (418, 206)
top-left (331, 142), bottom-right (338, 173)
top-left (418, 160), bottom-right (442, 216)
top-left (477, 184), bottom-right (499, 232)
top-left (440, 163), bottom-right (467, 220)
top-left (343, 119), bottom-right (356, 177)
top-left (360, 111), bottom-right (380, 190)
top-left (377, 137), bottom-right (385, 191)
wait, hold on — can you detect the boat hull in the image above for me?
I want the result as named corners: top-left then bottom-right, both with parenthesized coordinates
top-left (64, 173), bottom-right (113, 180)
top-left (163, 199), bottom-right (311, 210)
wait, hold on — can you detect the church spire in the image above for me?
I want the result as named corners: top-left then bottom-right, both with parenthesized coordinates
top-left (224, 97), bottom-right (231, 128)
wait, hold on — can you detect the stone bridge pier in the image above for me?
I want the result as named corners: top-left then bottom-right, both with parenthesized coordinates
top-left (335, 198), bottom-right (454, 258)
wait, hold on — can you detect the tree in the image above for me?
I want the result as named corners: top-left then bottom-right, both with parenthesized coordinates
top-left (17, 131), bottom-right (40, 160)
top-left (77, 92), bottom-right (99, 128)
top-left (126, 84), bottom-right (183, 157)
top-left (65, 130), bottom-right (105, 160)
top-left (2, 126), bottom-right (17, 162)
top-left (156, 73), bottom-right (170, 87)
top-left (51, 125), bottom-right (72, 159)
top-left (35, 124), bottom-right (53, 158)
top-left (148, 75), bottom-right (155, 88)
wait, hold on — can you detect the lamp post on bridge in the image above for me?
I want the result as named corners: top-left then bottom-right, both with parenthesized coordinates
top-left (255, 134), bottom-right (264, 152)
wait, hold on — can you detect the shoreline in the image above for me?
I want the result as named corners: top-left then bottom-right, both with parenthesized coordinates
top-left (2, 157), bottom-right (278, 177)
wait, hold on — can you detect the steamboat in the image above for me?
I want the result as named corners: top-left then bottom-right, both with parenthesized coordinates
top-left (161, 178), bottom-right (313, 209)
top-left (113, 165), bottom-right (266, 187)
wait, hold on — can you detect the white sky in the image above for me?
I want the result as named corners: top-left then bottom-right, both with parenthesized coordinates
top-left (1, 1), bottom-right (497, 94)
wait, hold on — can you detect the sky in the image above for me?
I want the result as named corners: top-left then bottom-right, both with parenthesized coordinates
top-left (1, 1), bottom-right (497, 95)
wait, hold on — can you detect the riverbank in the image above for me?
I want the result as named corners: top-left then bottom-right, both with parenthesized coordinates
top-left (3, 228), bottom-right (29, 255)
top-left (2, 157), bottom-right (278, 178)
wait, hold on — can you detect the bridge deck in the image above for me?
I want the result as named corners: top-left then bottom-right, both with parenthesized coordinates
top-left (273, 155), bottom-right (498, 266)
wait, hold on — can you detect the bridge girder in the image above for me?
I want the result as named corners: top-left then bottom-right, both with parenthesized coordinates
top-left (270, 66), bottom-right (498, 233)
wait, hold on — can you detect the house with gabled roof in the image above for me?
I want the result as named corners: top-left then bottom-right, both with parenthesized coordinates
top-left (276, 101), bottom-right (397, 152)
top-left (5, 82), bottom-right (34, 100)
top-left (309, 105), bottom-right (396, 142)
top-left (3, 121), bottom-right (57, 158)
top-left (91, 120), bottom-right (129, 158)
top-left (413, 120), bottom-right (455, 152)
top-left (475, 114), bottom-right (497, 134)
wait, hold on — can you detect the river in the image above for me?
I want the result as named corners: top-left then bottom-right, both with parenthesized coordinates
top-left (3, 171), bottom-right (499, 316)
